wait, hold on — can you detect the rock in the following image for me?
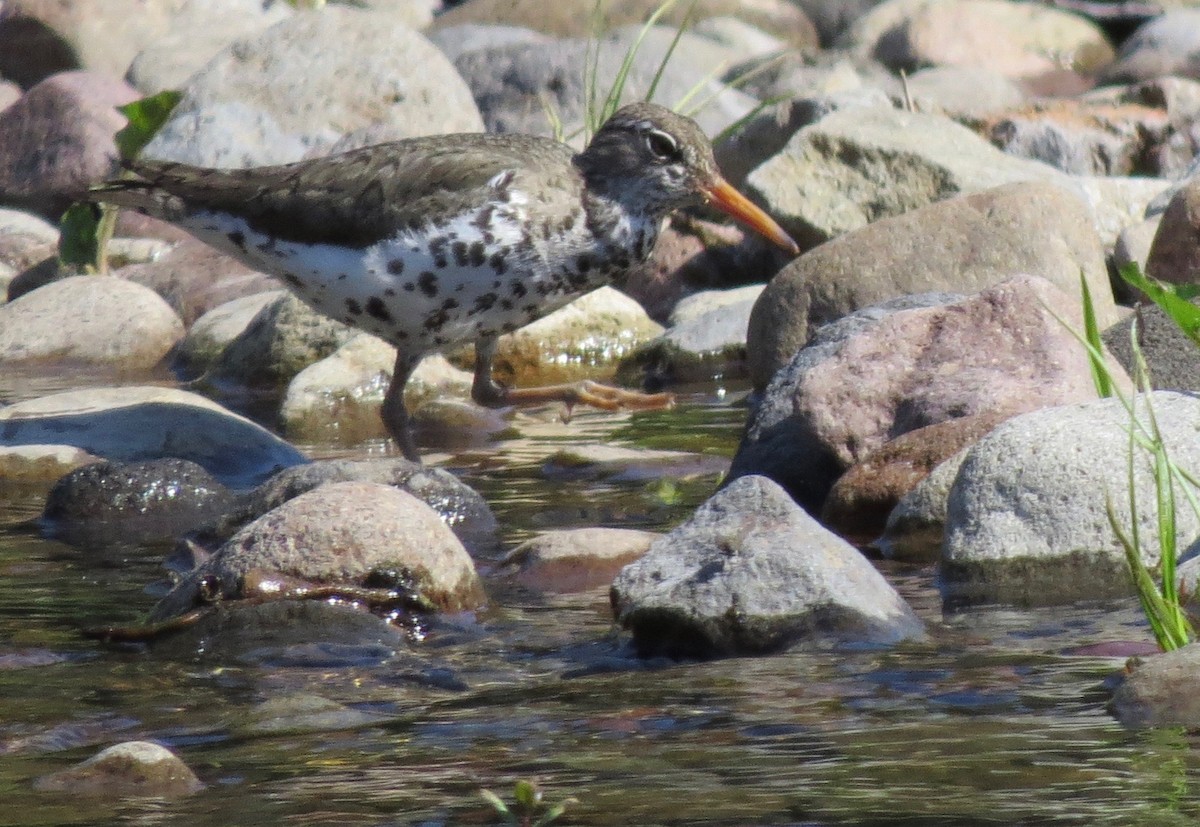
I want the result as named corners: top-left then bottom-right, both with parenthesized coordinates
top-left (0, 208), bottom-right (59, 277)
top-left (41, 459), bottom-right (235, 547)
top-left (214, 292), bottom-right (357, 389)
top-left (151, 481), bottom-right (486, 621)
top-left (1111, 218), bottom-right (1160, 292)
top-left (116, 236), bottom-right (281, 327)
top-left (34, 741), bottom-right (202, 798)
top-left (619, 285), bottom-right (762, 385)
top-left (125, 0), bottom-right (296, 94)
top-left (207, 458), bottom-right (498, 554)
top-left (234, 693), bottom-right (396, 736)
top-left (795, 0), bottom-right (884, 45)
top-left (449, 26), bottom-right (756, 139)
top-left (746, 181), bottom-right (1117, 390)
top-left (985, 99), bottom-right (1169, 177)
top-left (1144, 176), bottom-right (1200, 287)
top-left (845, 0), bottom-right (1115, 81)
top-left (611, 475), bottom-right (924, 657)
top-left (484, 286), bottom-right (664, 389)
top-left (500, 527), bottom-right (658, 592)
top-left (1072, 174), bottom-right (1170, 250)
top-left (821, 411), bottom-right (1009, 546)
top-left (0, 71), bottom-right (138, 218)
top-left (1103, 302), bottom-right (1200, 393)
top-left (943, 392), bottom-right (1200, 605)
top-left (755, 106), bottom-right (1097, 252)
top-left (143, 7), bottom-right (483, 168)
top-left (1100, 10), bottom-right (1200, 86)
top-left (0, 276), bottom-right (183, 370)
top-left (732, 276), bottom-right (1129, 512)
top-left (0, 386), bottom-right (308, 488)
top-left (876, 444), bottom-right (972, 562)
top-left (432, 0), bottom-right (819, 47)
top-left (279, 336), bottom-right (473, 444)
top-left (1085, 76), bottom-right (1200, 180)
top-left (899, 65), bottom-right (1027, 119)
top-left (544, 444), bottom-right (729, 484)
top-left (177, 290), bottom-right (286, 371)
top-left (1109, 643), bottom-right (1200, 729)
top-left (0, 444), bottom-right (100, 486)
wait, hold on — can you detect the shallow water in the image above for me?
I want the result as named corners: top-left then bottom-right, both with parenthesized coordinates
top-left (2, 379), bottom-right (1199, 826)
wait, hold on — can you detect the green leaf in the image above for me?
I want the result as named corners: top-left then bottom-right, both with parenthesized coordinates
top-left (114, 90), bottom-right (182, 161)
top-left (1118, 262), bottom-right (1200, 348)
top-left (513, 779), bottom-right (539, 809)
top-left (480, 789), bottom-right (517, 824)
top-left (1080, 271), bottom-right (1113, 398)
top-left (57, 203), bottom-right (102, 271)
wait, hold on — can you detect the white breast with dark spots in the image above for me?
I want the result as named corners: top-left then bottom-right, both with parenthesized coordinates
top-left (176, 193), bottom-right (633, 353)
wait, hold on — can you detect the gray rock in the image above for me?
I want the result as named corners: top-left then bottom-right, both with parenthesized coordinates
top-left (0, 71), bottom-right (137, 218)
top-left (500, 527), bottom-right (659, 593)
top-left (877, 443), bottom-right (973, 562)
top-left (733, 276), bottom-right (1128, 513)
top-left (215, 292), bottom-right (357, 389)
top-left (0, 386), bottom-right (307, 488)
top-left (899, 65), bottom-right (1026, 119)
top-left (1101, 10), bottom-right (1200, 86)
top-left (612, 474), bottom-right (924, 656)
top-left (746, 181), bottom-right (1118, 390)
top-left (1072, 174), bottom-right (1171, 250)
top-left (1111, 217), bottom-right (1160, 294)
top-left (210, 458), bottom-right (498, 554)
top-left (1144, 175), bottom-right (1200, 287)
top-left (41, 458), bottom-right (235, 547)
top-left (745, 106), bottom-right (1080, 252)
top-left (151, 481), bottom-right (486, 621)
top-left (144, 6), bottom-right (483, 167)
top-left (428, 23), bottom-right (550, 63)
top-left (124, 0), bottom-right (295, 93)
top-left (1109, 643), bottom-right (1200, 729)
top-left (1103, 302), bottom-right (1200, 394)
top-left (943, 392), bottom-right (1200, 605)
top-left (34, 741), bottom-right (202, 798)
top-left (178, 290), bottom-right (286, 371)
top-left (0, 276), bottom-right (183, 370)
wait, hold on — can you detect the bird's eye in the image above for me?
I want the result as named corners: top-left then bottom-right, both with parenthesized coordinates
top-left (645, 129), bottom-right (679, 160)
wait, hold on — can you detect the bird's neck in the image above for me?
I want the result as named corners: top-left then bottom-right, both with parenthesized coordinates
top-left (581, 187), bottom-right (663, 265)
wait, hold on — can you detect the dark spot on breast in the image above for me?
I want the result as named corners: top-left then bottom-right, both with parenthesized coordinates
top-left (468, 241), bottom-right (486, 267)
top-left (403, 282), bottom-right (415, 292)
top-left (560, 213), bottom-right (576, 233)
top-left (452, 241), bottom-right (469, 267)
top-left (418, 271), bottom-right (438, 298)
top-left (510, 280), bottom-right (527, 299)
top-left (576, 254), bottom-right (591, 273)
top-left (384, 288), bottom-right (396, 297)
top-left (473, 205), bottom-right (494, 231)
top-left (338, 273), bottom-right (348, 281)
top-left (541, 218), bottom-right (554, 239)
top-left (523, 303), bottom-right (539, 316)
top-left (366, 297), bottom-right (392, 322)
top-left (429, 236), bottom-right (449, 269)
top-left (228, 230), bottom-right (246, 249)
top-left (283, 273), bottom-right (303, 288)
top-left (441, 298), bottom-right (459, 311)
top-left (490, 253), bottom-right (507, 275)
top-left (387, 259), bottom-right (405, 275)
top-left (345, 298), bottom-right (362, 315)
top-left (501, 320), bottom-right (518, 332)
top-left (500, 298), bottom-right (513, 311)
top-left (472, 293), bottom-right (497, 314)
top-left (396, 330), bottom-right (408, 340)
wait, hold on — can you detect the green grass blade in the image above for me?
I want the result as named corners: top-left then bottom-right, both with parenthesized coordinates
top-left (1080, 271), bottom-right (1114, 398)
top-left (599, 0), bottom-right (679, 127)
top-left (1119, 262), bottom-right (1200, 348)
top-left (645, 0), bottom-right (696, 105)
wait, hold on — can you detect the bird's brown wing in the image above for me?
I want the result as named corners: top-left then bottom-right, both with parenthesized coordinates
top-left (94, 133), bottom-right (579, 247)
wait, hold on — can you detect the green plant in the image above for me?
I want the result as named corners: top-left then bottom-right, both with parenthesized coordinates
top-left (480, 779), bottom-right (576, 827)
top-left (1074, 267), bottom-right (1200, 650)
top-left (58, 90), bottom-right (181, 273)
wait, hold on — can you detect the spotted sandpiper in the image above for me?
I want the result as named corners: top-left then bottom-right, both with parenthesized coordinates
top-left (92, 102), bottom-right (799, 460)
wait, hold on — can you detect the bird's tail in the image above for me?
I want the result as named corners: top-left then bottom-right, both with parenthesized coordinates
top-left (85, 161), bottom-right (190, 222)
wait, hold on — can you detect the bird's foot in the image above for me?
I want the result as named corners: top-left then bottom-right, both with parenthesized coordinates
top-left (500, 380), bottom-right (674, 419)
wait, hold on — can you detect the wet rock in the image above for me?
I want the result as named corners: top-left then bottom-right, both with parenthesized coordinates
top-left (745, 106), bottom-right (1079, 253)
top-left (177, 289), bottom-right (286, 371)
top-left (144, 7), bottom-right (483, 167)
top-left (821, 411), bottom-right (1008, 546)
top-left (0, 444), bottom-right (100, 486)
top-left (500, 528), bottom-right (658, 593)
top-left (1144, 176), bottom-right (1200, 287)
top-left (0, 276), bottom-right (183, 370)
top-left (234, 693), bottom-right (396, 736)
top-left (746, 181), bottom-right (1116, 390)
top-left (208, 458), bottom-right (498, 554)
top-left (0, 71), bottom-right (138, 219)
top-left (943, 392), bottom-right (1200, 605)
top-left (214, 292), bottom-right (357, 389)
top-left (34, 741), bottom-right (202, 798)
top-left (124, 0), bottom-right (296, 94)
top-left (612, 475), bottom-right (924, 657)
top-left (41, 459), bottom-right (235, 547)
top-left (733, 276), bottom-right (1126, 512)
top-left (1100, 10), bottom-right (1200, 86)
top-left (1109, 644), bottom-right (1200, 729)
top-left (151, 481), bottom-right (486, 621)
top-left (0, 386), bottom-right (307, 488)
top-left (482, 286), bottom-right (664, 390)
top-left (845, 0), bottom-right (1114, 81)
top-left (544, 444), bottom-right (728, 484)
top-left (876, 445), bottom-right (972, 563)
top-left (116, 236), bottom-right (281, 327)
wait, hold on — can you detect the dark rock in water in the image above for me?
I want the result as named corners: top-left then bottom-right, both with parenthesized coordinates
top-left (205, 458), bottom-right (498, 554)
top-left (611, 475), bottom-right (924, 658)
top-left (1109, 643), bottom-right (1200, 729)
top-left (41, 459), bottom-right (235, 547)
top-left (34, 741), bottom-right (203, 798)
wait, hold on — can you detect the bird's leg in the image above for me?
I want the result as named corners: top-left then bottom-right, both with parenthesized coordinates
top-left (470, 336), bottom-right (674, 415)
top-left (381, 351), bottom-right (422, 462)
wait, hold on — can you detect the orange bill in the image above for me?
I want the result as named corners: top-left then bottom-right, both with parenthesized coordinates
top-left (702, 177), bottom-right (800, 256)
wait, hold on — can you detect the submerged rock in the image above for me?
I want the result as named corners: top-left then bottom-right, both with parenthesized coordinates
top-left (34, 741), bottom-right (202, 798)
top-left (500, 527), bottom-right (658, 593)
top-left (611, 475), bottom-right (924, 657)
top-left (1109, 644), bottom-right (1200, 729)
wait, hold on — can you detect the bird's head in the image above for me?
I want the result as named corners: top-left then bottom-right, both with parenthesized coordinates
top-left (577, 102), bottom-right (799, 255)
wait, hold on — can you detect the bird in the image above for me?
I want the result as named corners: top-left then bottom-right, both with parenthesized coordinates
top-left (91, 102), bottom-right (799, 461)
